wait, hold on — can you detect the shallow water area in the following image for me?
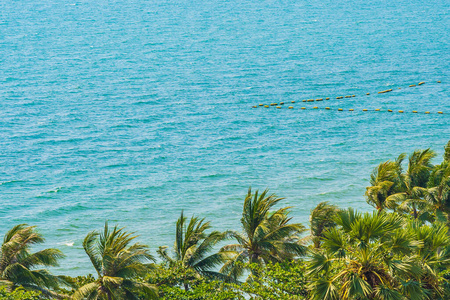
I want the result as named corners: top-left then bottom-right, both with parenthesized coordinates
top-left (0, 0), bottom-right (449, 275)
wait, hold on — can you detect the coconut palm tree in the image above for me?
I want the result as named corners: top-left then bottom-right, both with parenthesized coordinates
top-left (0, 224), bottom-right (68, 299)
top-left (157, 211), bottom-right (228, 290)
top-left (365, 154), bottom-right (405, 212)
top-left (444, 140), bottom-right (450, 162)
top-left (386, 149), bottom-right (436, 219)
top-left (308, 202), bottom-right (339, 249)
top-left (72, 223), bottom-right (157, 300)
top-left (425, 144), bottom-right (450, 222)
top-left (220, 188), bottom-right (307, 281)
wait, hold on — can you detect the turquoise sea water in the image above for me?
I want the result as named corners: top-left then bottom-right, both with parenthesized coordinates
top-left (1, 0), bottom-right (449, 275)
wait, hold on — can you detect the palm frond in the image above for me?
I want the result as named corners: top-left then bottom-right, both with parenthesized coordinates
top-left (82, 231), bottom-right (102, 277)
top-left (19, 249), bottom-right (64, 269)
top-left (308, 277), bottom-right (340, 300)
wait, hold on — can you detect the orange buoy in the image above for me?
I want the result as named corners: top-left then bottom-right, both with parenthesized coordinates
top-left (425, 111), bottom-right (430, 114)
top-left (276, 106), bottom-right (282, 109)
top-left (264, 105), bottom-right (269, 108)
top-left (313, 106), bottom-right (318, 109)
top-left (418, 82), bottom-right (425, 85)
top-left (349, 109), bottom-right (354, 111)
top-left (399, 110), bottom-right (404, 113)
top-left (302, 100), bottom-right (307, 102)
top-left (326, 97), bottom-right (330, 100)
top-left (338, 108), bottom-right (343, 111)
top-left (363, 109), bottom-right (368, 111)
top-left (375, 109), bottom-right (380, 111)
top-left (409, 85), bottom-right (416, 87)
top-left (259, 104), bottom-right (263, 106)
top-left (326, 107), bottom-right (330, 110)
top-left (437, 81), bottom-right (441, 83)
top-left (388, 109), bottom-right (393, 112)
top-left (280, 102), bottom-right (284, 105)
top-left (438, 111), bottom-right (443, 114)
top-left (412, 111), bottom-right (418, 113)
top-left (366, 93), bottom-right (370, 95)
top-left (291, 101), bottom-right (295, 103)
top-left (288, 106), bottom-right (294, 109)
top-left (252, 106), bottom-right (257, 108)
top-left (301, 107), bottom-right (306, 109)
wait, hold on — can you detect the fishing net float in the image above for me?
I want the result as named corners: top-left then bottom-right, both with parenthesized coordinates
top-left (256, 106), bottom-right (445, 115)
top-left (253, 80), bottom-right (443, 107)
top-left (252, 80), bottom-right (445, 114)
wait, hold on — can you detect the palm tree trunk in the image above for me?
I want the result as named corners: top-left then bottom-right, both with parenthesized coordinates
top-left (377, 206), bottom-right (383, 214)
top-left (413, 203), bottom-right (418, 219)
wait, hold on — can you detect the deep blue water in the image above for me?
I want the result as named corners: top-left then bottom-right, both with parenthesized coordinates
top-left (1, 0), bottom-right (449, 275)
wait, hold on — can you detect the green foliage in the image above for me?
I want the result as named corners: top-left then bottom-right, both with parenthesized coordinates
top-left (0, 224), bottom-right (68, 299)
top-left (72, 223), bottom-right (158, 300)
top-left (148, 260), bottom-right (308, 300)
top-left (238, 261), bottom-right (308, 299)
top-left (444, 141), bottom-right (450, 162)
top-left (0, 287), bottom-right (40, 300)
top-left (147, 263), bottom-right (242, 299)
top-left (309, 202), bottom-right (339, 248)
top-left (366, 146), bottom-right (450, 220)
top-left (53, 274), bottom-right (95, 296)
top-left (158, 211), bottom-right (228, 285)
top-left (307, 208), bottom-right (450, 299)
top-left (221, 188), bottom-right (307, 281)
top-left (365, 154), bottom-right (405, 212)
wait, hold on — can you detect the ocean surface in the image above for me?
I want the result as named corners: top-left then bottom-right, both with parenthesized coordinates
top-left (1, 0), bottom-right (449, 275)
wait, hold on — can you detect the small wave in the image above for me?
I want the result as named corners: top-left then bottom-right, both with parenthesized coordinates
top-left (103, 163), bottom-right (129, 169)
top-left (37, 203), bottom-right (91, 218)
top-left (306, 176), bottom-right (335, 182)
top-left (47, 187), bottom-right (65, 193)
top-left (200, 173), bottom-right (227, 179)
top-left (0, 180), bottom-right (25, 186)
top-left (57, 241), bottom-right (74, 247)
top-left (109, 124), bottom-right (135, 129)
top-left (133, 100), bottom-right (153, 105)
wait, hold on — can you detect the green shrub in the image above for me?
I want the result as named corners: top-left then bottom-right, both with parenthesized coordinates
top-left (0, 287), bottom-right (40, 300)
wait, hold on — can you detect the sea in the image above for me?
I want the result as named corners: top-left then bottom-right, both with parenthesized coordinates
top-left (1, 0), bottom-right (448, 275)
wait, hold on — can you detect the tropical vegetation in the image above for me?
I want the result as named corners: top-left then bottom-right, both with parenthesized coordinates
top-left (156, 211), bottom-right (228, 290)
top-left (220, 188), bottom-right (307, 281)
top-left (0, 224), bottom-right (69, 299)
top-left (71, 223), bottom-right (157, 300)
top-left (2, 140), bottom-right (450, 299)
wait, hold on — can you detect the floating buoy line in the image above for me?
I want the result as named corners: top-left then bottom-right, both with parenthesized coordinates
top-left (254, 106), bottom-right (444, 115)
top-left (251, 80), bottom-right (446, 115)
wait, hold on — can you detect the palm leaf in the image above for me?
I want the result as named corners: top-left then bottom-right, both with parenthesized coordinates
top-left (82, 231), bottom-right (102, 277)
